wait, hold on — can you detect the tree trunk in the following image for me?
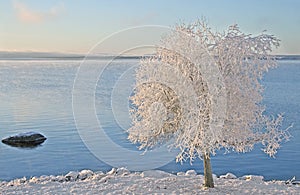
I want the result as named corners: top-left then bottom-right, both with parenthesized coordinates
top-left (203, 152), bottom-right (214, 188)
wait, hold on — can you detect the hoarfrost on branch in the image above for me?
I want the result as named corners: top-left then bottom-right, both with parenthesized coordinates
top-left (128, 21), bottom-right (291, 163)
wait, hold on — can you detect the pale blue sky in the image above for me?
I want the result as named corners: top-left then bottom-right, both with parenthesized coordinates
top-left (1, 0), bottom-right (299, 54)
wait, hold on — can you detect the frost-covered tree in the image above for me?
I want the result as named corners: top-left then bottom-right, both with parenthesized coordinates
top-left (128, 21), bottom-right (291, 188)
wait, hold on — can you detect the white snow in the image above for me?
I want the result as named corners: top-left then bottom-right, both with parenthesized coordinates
top-left (220, 172), bottom-right (238, 179)
top-left (12, 132), bottom-right (40, 137)
top-left (185, 170), bottom-right (197, 176)
top-left (78, 170), bottom-right (94, 180)
top-left (1, 168), bottom-right (299, 194)
top-left (241, 175), bottom-right (264, 182)
top-left (65, 171), bottom-right (79, 181)
top-left (176, 171), bottom-right (185, 176)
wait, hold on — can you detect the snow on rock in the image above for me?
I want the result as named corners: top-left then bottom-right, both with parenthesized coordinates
top-left (15, 177), bottom-right (26, 184)
top-left (220, 173), bottom-right (237, 179)
top-left (241, 175), bottom-right (264, 182)
top-left (292, 181), bottom-right (300, 185)
top-left (91, 172), bottom-right (105, 180)
top-left (56, 175), bottom-right (66, 182)
top-left (141, 170), bottom-right (175, 178)
top-left (29, 176), bottom-right (40, 183)
top-left (65, 171), bottom-right (79, 181)
top-left (94, 170), bottom-right (104, 175)
top-left (99, 175), bottom-right (113, 183)
top-left (1, 169), bottom-right (299, 194)
top-left (6, 177), bottom-right (27, 186)
top-left (116, 167), bottom-right (130, 176)
top-left (177, 172), bottom-right (185, 176)
top-left (14, 132), bottom-right (40, 137)
top-left (78, 170), bottom-right (94, 180)
top-left (285, 176), bottom-right (300, 185)
top-left (107, 168), bottom-right (117, 175)
top-left (185, 170), bottom-right (197, 176)
top-left (49, 175), bottom-right (58, 182)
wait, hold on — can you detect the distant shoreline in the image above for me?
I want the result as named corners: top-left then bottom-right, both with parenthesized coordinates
top-left (273, 55), bottom-right (300, 60)
top-left (0, 56), bottom-right (144, 61)
top-left (0, 52), bottom-right (300, 61)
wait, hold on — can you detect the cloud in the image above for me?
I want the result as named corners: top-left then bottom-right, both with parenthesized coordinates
top-left (12, 0), bottom-right (64, 23)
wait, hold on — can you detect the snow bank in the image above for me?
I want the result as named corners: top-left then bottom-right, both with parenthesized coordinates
top-left (1, 168), bottom-right (299, 194)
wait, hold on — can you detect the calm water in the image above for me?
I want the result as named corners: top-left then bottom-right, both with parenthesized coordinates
top-left (0, 59), bottom-right (299, 181)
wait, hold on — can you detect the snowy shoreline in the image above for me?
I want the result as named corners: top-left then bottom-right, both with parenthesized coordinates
top-left (1, 168), bottom-right (299, 194)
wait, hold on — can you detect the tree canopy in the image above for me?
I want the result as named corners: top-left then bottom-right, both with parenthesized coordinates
top-left (128, 21), bottom-right (291, 164)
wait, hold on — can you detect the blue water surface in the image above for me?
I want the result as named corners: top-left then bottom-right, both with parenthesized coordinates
top-left (0, 59), bottom-right (299, 181)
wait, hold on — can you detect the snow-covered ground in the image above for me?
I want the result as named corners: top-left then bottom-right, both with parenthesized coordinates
top-left (1, 168), bottom-right (299, 194)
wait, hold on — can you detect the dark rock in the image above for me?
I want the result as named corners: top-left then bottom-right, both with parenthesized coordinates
top-left (2, 132), bottom-right (46, 148)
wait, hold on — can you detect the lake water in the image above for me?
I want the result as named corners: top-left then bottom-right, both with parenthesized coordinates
top-left (0, 58), bottom-right (299, 181)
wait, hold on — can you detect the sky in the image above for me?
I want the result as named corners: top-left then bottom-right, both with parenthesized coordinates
top-left (0, 0), bottom-right (300, 55)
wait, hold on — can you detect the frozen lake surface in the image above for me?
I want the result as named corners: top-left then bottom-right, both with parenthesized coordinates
top-left (0, 58), bottom-right (299, 181)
